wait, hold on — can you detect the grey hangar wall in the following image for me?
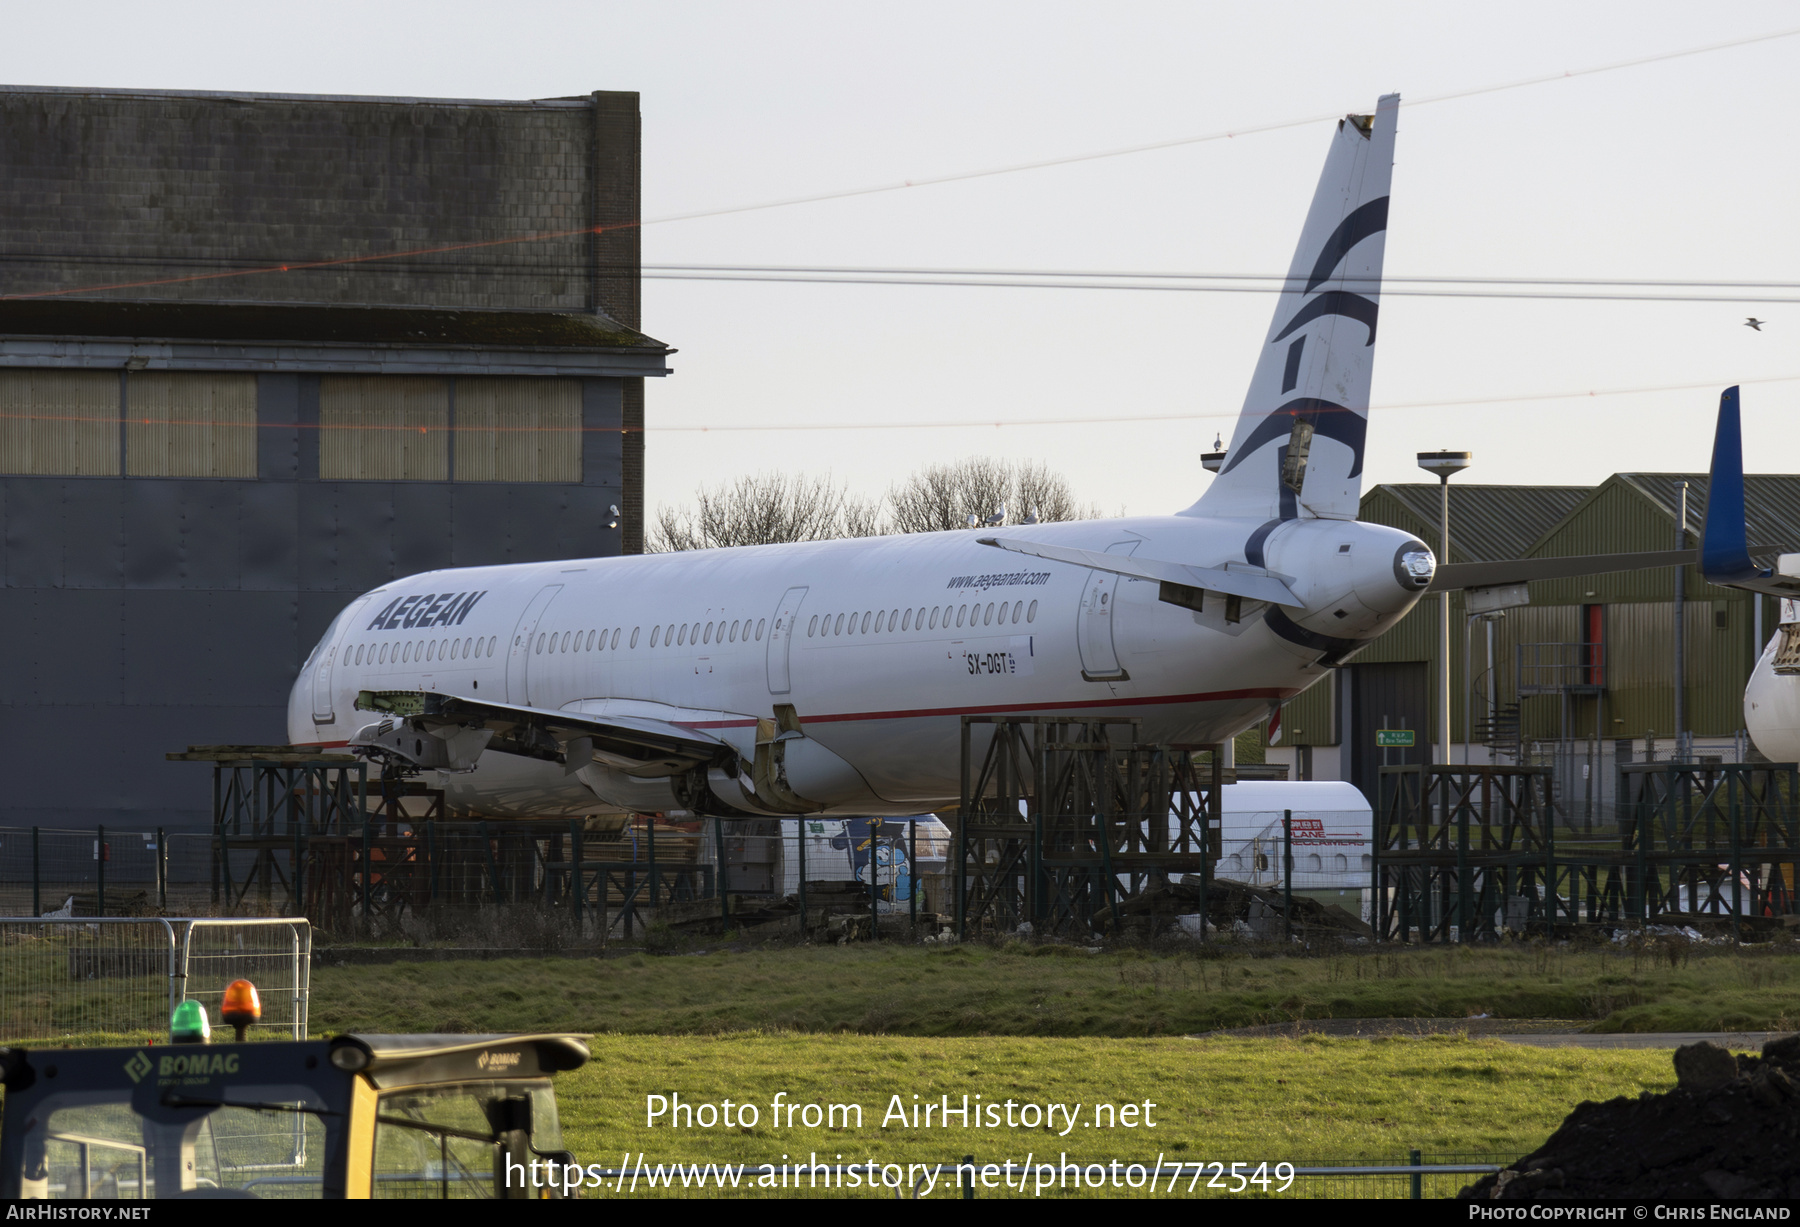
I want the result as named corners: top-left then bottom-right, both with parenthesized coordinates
top-left (0, 84), bottom-right (670, 832)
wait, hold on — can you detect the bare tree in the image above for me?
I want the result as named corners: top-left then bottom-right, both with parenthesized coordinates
top-left (648, 473), bottom-right (881, 552)
top-left (886, 458), bottom-right (1097, 534)
top-left (651, 460), bottom-right (1097, 551)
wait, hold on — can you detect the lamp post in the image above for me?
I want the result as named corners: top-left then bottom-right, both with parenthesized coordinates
top-left (1673, 480), bottom-right (1688, 762)
top-left (1419, 451), bottom-right (1472, 768)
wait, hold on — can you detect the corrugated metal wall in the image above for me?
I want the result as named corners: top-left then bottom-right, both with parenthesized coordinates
top-left (455, 377), bottom-right (582, 483)
top-left (0, 370), bottom-right (121, 476)
top-left (318, 376), bottom-right (450, 482)
top-left (124, 373), bottom-right (257, 479)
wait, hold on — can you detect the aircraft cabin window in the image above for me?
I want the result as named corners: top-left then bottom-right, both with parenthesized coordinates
top-left (1027, 600), bottom-right (1037, 622)
top-left (857, 612), bottom-right (867, 634)
top-left (890, 608), bottom-right (899, 628)
top-left (586, 630), bottom-right (595, 650)
top-left (1012, 600), bottom-right (1023, 623)
top-left (678, 625), bottom-right (688, 646)
top-left (630, 628), bottom-right (639, 648)
top-left (757, 619), bottom-right (765, 640)
top-left (928, 608), bottom-right (938, 630)
top-left (874, 611), bottom-right (885, 633)
top-left (651, 626), bottom-right (661, 647)
top-left (704, 623), bottom-right (713, 645)
top-left (612, 629), bottom-right (621, 649)
top-left (377, 644), bottom-right (387, 664)
top-left (426, 641), bottom-right (435, 662)
top-left (564, 631), bottom-right (573, 652)
top-left (665, 623), bottom-right (675, 644)
top-left (534, 634), bottom-right (544, 654)
top-left (900, 610), bottom-right (911, 631)
top-left (985, 603), bottom-right (995, 625)
top-left (956, 606), bottom-right (966, 628)
top-left (691, 622), bottom-right (701, 644)
top-left (833, 614), bottom-right (844, 635)
top-left (402, 642), bottom-right (412, 663)
top-left (807, 616), bottom-right (818, 637)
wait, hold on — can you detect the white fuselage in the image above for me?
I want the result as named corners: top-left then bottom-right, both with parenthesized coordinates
top-left (1746, 615), bottom-right (1800, 763)
top-left (289, 512), bottom-right (1430, 816)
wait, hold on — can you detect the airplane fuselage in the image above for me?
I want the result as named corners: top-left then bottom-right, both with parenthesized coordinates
top-left (1746, 611), bottom-right (1800, 763)
top-left (289, 512), bottom-right (1431, 816)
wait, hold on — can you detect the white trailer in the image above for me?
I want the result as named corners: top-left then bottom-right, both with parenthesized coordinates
top-left (1208, 781), bottom-right (1373, 892)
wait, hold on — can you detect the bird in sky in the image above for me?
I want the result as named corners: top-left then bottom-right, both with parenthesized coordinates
top-left (1745, 318), bottom-right (1766, 331)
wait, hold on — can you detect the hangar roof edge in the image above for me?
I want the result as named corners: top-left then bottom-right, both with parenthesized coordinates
top-left (0, 299), bottom-right (668, 354)
top-left (0, 83), bottom-right (619, 109)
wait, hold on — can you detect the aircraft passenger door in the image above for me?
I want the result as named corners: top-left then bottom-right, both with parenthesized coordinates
top-left (506, 584), bottom-right (564, 706)
top-left (766, 586), bottom-right (808, 695)
top-left (311, 595), bottom-right (374, 726)
top-left (1078, 541), bottom-right (1140, 681)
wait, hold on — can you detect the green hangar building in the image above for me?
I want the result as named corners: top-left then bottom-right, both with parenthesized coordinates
top-left (1265, 473), bottom-right (1800, 815)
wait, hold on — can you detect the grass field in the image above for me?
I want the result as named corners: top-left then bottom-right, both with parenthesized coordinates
top-left (7, 941), bottom-right (1788, 1197)
top-left (306, 941), bottom-right (1800, 1037)
top-left (557, 1033), bottom-right (1673, 1166)
top-left (0, 1031), bottom-right (1676, 1198)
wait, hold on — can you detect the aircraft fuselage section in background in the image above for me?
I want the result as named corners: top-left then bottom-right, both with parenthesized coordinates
top-left (289, 512), bottom-right (1430, 816)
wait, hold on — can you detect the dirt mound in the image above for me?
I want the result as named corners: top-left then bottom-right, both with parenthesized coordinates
top-left (1461, 1036), bottom-right (1800, 1200)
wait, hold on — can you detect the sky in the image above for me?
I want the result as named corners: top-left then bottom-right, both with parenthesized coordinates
top-left (5, 1), bottom-right (1798, 522)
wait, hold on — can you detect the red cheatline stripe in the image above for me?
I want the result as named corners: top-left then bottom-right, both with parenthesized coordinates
top-left (294, 685), bottom-right (1302, 747)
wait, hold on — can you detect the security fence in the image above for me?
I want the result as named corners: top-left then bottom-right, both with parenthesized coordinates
top-left (0, 916), bottom-right (310, 1042)
top-left (1374, 761), bottom-right (1800, 941)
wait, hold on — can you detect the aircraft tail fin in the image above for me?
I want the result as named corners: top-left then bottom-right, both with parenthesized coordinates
top-left (1188, 94), bottom-right (1398, 523)
top-left (1701, 385), bottom-right (1799, 596)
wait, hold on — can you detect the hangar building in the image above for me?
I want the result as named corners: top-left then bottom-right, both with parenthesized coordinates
top-left (0, 85), bottom-right (669, 832)
top-left (1265, 472), bottom-right (1800, 815)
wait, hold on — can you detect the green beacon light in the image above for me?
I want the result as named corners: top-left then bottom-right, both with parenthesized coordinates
top-left (170, 999), bottom-right (211, 1044)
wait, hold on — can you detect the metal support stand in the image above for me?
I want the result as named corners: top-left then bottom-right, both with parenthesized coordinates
top-left (955, 716), bottom-right (1222, 939)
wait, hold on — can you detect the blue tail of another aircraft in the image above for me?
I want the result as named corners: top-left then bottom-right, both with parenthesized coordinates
top-left (1701, 385), bottom-right (1799, 597)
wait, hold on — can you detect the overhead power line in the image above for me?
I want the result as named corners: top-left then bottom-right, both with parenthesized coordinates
top-left (3, 27), bottom-right (1797, 303)
top-left (645, 25), bottom-right (1800, 226)
top-left (643, 265), bottom-right (1800, 305)
top-left (645, 373), bottom-right (1800, 433)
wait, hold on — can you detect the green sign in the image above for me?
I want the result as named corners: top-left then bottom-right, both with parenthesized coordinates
top-left (1376, 729), bottom-right (1415, 748)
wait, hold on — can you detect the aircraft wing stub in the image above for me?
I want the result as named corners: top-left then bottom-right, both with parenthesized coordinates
top-left (977, 536), bottom-right (1303, 608)
top-left (1428, 545), bottom-right (1787, 594)
top-left (350, 690), bottom-right (730, 777)
top-left (1428, 550), bottom-right (1698, 592)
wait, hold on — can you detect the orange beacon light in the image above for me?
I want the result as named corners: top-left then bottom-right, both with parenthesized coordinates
top-left (221, 979), bottom-right (261, 1042)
